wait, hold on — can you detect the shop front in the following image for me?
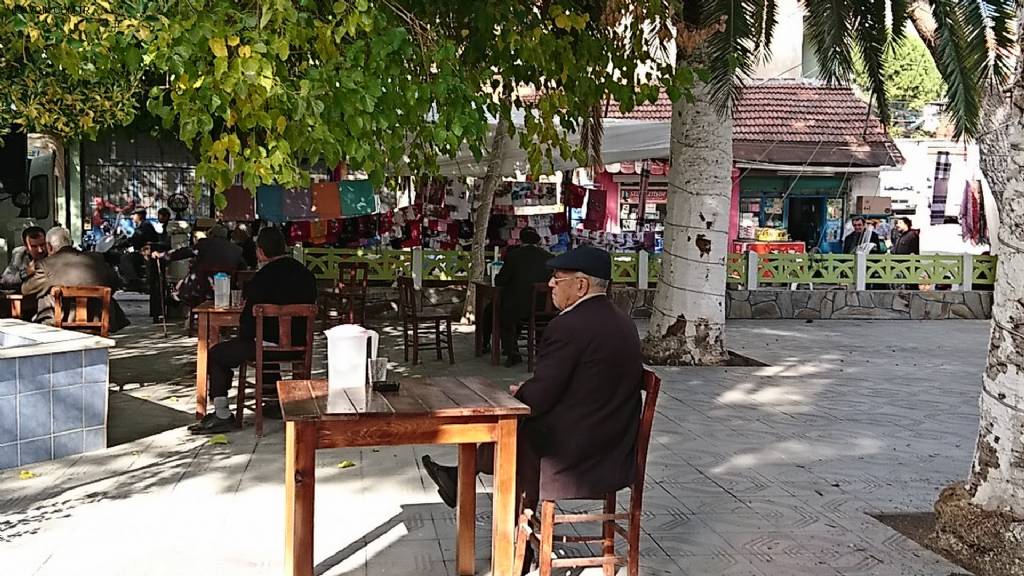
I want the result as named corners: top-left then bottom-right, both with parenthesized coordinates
top-left (737, 175), bottom-right (850, 253)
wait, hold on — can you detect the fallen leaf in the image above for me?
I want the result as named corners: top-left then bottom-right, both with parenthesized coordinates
top-left (168, 397), bottom-right (179, 403)
top-left (19, 470), bottom-right (36, 480)
top-left (207, 434), bottom-right (230, 445)
top-left (337, 460), bottom-right (356, 469)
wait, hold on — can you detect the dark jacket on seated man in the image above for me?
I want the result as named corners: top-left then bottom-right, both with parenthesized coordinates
top-left (240, 255), bottom-right (317, 343)
top-left (516, 294), bottom-right (643, 499)
top-left (21, 246), bottom-right (129, 332)
top-left (495, 241), bottom-right (553, 321)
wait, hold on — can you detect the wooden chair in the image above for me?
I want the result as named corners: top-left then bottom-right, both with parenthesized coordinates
top-left (397, 276), bottom-right (454, 365)
top-left (236, 304), bottom-right (316, 437)
top-left (233, 269), bottom-right (257, 293)
top-left (51, 286), bottom-right (112, 338)
top-left (513, 369), bottom-right (662, 576)
top-left (321, 261), bottom-right (369, 326)
top-left (526, 283), bottom-right (558, 372)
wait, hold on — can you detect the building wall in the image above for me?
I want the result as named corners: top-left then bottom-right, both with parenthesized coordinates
top-left (748, 0), bottom-right (807, 79)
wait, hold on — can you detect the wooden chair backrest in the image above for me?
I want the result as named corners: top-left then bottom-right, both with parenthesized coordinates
top-left (396, 276), bottom-right (419, 317)
top-left (252, 303), bottom-right (317, 373)
top-left (338, 261), bottom-right (369, 293)
top-left (529, 282), bottom-right (558, 320)
top-left (630, 369), bottom-right (661, 513)
top-left (51, 285), bottom-right (112, 338)
top-left (233, 269), bottom-right (257, 292)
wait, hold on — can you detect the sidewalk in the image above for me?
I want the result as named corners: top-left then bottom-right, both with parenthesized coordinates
top-left (0, 303), bottom-right (989, 575)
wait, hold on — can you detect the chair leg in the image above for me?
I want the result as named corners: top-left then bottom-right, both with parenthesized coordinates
top-left (527, 325), bottom-right (535, 372)
top-left (402, 319), bottom-right (410, 362)
top-left (235, 363), bottom-right (247, 429)
top-left (435, 320), bottom-right (442, 360)
top-left (539, 501), bottom-right (555, 576)
top-left (254, 360), bottom-right (263, 438)
top-left (603, 494), bottom-right (616, 576)
top-left (513, 509), bottom-right (534, 576)
top-left (446, 319), bottom-right (454, 364)
top-left (627, 511), bottom-right (641, 576)
top-left (412, 322), bottom-right (420, 365)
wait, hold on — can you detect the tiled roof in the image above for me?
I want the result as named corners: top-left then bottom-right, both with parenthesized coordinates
top-left (603, 79), bottom-right (902, 166)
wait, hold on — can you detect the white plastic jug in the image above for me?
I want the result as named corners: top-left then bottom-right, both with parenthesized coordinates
top-left (213, 273), bottom-right (231, 308)
top-left (324, 324), bottom-right (379, 412)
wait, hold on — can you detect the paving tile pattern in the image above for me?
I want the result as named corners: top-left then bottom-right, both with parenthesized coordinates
top-left (0, 310), bottom-right (989, 575)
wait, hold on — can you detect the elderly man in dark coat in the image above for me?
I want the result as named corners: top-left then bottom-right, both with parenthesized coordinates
top-left (422, 245), bottom-right (642, 570)
top-left (479, 227), bottom-right (552, 367)
top-left (22, 227), bottom-right (129, 332)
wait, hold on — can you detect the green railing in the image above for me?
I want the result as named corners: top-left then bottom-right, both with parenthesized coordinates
top-left (757, 253), bottom-right (856, 285)
top-left (302, 247), bottom-right (996, 290)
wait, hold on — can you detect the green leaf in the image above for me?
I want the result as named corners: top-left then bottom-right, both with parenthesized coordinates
top-left (207, 434), bottom-right (230, 445)
top-left (337, 460), bottom-right (356, 469)
top-left (208, 37), bottom-right (227, 58)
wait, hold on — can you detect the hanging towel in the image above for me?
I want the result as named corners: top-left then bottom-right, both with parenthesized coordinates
top-left (310, 181), bottom-right (342, 220)
top-left (930, 151), bottom-right (952, 224)
top-left (340, 180), bottom-right (375, 216)
top-left (220, 185), bottom-right (255, 221)
top-left (257, 184), bottom-right (285, 223)
top-left (283, 187), bottom-right (316, 220)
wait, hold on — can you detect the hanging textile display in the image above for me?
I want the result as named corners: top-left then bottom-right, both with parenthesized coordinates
top-left (220, 185), bottom-right (255, 221)
top-left (256, 184), bottom-right (285, 222)
top-left (930, 151), bottom-right (952, 224)
top-left (282, 187), bottom-right (316, 220)
top-left (310, 181), bottom-right (342, 220)
top-left (960, 180), bottom-right (989, 245)
top-left (340, 180), bottom-right (375, 216)
top-left (564, 183), bottom-right (587, 208)
top-left (583, 188), bottom-right (606, 231)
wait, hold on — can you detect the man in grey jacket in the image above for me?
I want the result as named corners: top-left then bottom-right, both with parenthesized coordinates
top-left (1, 226), bottom-right (47, 290)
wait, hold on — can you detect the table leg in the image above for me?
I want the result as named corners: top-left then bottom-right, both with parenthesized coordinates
top-left (490, 295), bottom-right (500, 366)
top-left (195, 312), bottom-right (209, 419)
top-left (474, 286), bottom-right (482, 357)
top-left (456, 443), bottom-right (477, 576)
top-left (491, 418), bottom-right (517, 576)
top-left (285, 421), bottom-right (316, 576)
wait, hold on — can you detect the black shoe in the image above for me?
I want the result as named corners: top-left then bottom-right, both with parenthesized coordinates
top-left (421, 455), bottom-right (458, 509)
top-left (188, 413), bottom-right (234, 435)
top-left (504, 355), bottom-right (523, 368)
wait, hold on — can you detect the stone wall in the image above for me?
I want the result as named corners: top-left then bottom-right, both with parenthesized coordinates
top-left (727, 289), bottom-right (993, 320)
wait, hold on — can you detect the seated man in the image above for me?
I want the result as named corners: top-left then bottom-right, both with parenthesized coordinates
top-left (158, 224), bottom-right (246, 308)
top-left (189, 227), bottom-right (317, 435)
top-left (479, 227), bottom-right (552, 367)
top-left (21, 227), bottom-right (129, 332)
top-left (422, 246), bottom-right (643, 565)
top-left (1, 226), bottom-right (47, 290)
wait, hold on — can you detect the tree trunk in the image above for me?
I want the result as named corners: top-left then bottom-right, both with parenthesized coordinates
top-left (461, 115), bottom-right (508, 323)
top-left (641, 78), bottom-right (730, 365)
top-left (963, 21), bottom-right (1024, 516)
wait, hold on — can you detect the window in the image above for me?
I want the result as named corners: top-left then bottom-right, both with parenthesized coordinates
top-left (29, 174), bottom-right (49, 219)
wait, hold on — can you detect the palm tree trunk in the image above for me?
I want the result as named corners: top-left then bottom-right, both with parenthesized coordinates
top-left (462, 115), bottom-right (508, 322)
top-left (962, 31), bottom-right (1024, 518)
top-left (641, 78), bottom-right (730, 365)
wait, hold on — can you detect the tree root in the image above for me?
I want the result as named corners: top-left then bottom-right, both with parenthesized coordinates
top-left (928, 484), bottom-right (1024, 576)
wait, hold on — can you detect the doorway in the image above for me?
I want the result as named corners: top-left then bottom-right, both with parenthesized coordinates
top-left (787, 197), bottom-right (824, 250)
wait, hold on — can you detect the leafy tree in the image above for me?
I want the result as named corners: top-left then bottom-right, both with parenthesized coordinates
top-left (0, 0), bottom-right (153, 137)
top-left (854, 32), bottom-right (946, 112)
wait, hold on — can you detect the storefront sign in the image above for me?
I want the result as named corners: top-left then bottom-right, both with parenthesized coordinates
top-left (623, 188), bottom-right (668, 204)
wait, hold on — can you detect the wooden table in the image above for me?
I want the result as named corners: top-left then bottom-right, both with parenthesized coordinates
top-left (278, 377), bottom-right (529, 576)
top-left (473, 281), bottom-right (501, 366)
top-left (194, 301), bottom-right (243, 419)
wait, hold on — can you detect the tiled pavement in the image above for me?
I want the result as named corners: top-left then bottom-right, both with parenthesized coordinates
top-left (0, 300), bottom-right (988, 575)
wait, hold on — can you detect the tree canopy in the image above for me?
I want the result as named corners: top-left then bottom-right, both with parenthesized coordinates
top-left (855, 32), bottom-right (946, 114)
top-left (1, 0), bottom-right (689, 206)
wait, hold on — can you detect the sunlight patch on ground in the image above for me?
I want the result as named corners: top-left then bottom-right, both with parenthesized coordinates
top-left (711, 437), bottom-right (884, 474)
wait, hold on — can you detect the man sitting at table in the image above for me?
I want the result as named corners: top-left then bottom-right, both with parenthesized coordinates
top-left (1, 226), bottom-right (47, 290)
top-left (21, 226), bottom-right (129, 332)
top-left (479, 227), bottom-right (552, 367)
top-left (189, 226), bottom-right (317, 435)
top-left (156, 224), bottom-right (246, 309)
top-left (422, 246), bottom-right (643, 569)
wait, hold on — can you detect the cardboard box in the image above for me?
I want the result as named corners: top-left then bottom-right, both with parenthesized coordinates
top-left (855, 196), bottom-right (892, 215)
